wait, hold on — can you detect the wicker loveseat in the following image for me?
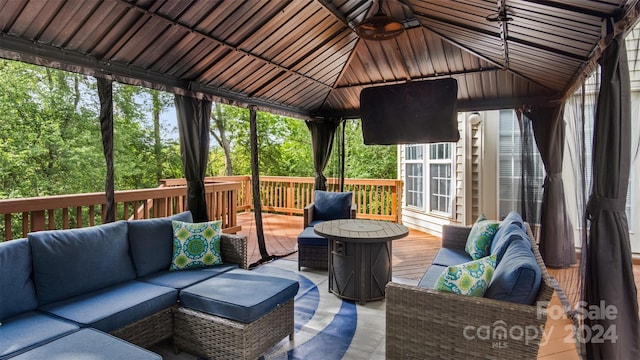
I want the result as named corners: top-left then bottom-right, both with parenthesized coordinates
top-left (386, 214), bottom-right (555, 360)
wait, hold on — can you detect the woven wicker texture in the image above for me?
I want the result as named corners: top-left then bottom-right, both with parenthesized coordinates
top-left (111, 306), bottom-right (175, 349)
top-left (386, 223), bottom-right (555, 359)
top-left (298, 244), bottom-right (328, 270)
top-left (174, 299), bottom-right (294, 360)
top-left (220, 233), bottom-right (248, 270)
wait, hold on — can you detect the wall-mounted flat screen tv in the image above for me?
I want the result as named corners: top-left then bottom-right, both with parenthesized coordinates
top-left (360, 78), bottom-right (460, 145)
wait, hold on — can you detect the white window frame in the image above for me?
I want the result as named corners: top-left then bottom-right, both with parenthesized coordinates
top-left (404, 143), bottom-right (455, 216)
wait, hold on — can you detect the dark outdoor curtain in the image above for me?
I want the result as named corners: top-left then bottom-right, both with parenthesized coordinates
top-left (249, 106), bottom-right (270, 263)
top-left (174, 94), bottom-right (212, 222)
top-left (515, 111), bottom-right (541, 226)
top-left (306, 120), bottom-right (339, 190)
top-left (583, 34), bottom-right (639, 359)
top-left (529, 105), bottom-right (577, 268)
top-left (96, 77), bottom-right (115, 223)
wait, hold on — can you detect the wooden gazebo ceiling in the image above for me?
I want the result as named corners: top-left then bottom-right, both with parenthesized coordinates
top-left (1, 0), bottom-right (639, 120)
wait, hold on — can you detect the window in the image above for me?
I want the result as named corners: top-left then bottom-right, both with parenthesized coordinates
top-left (498, 110), bottom-right (545, 220)
top-left (405, 145), bottom-right (423, 208)
top-left (404, 143), bottom-right (454, 215)
top-left (430, 143), bottom-right (453, 214)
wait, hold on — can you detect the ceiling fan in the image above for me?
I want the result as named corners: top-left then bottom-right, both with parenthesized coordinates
top-left (355, 0), bottom-right (405, 41)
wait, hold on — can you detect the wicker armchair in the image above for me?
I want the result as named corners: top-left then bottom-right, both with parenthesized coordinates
top-left (385, 223), bottom-right (555, 360)
top-left (298, 191), bottom-right (356, 270)
top-left (303, 202), bottom-right (357, 228)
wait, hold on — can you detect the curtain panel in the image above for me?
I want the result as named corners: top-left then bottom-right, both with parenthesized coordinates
top-left (174, 94), bottom-right (212, 223)
top-left (583, 34), bottom-right (639, 359)
top-left (529, 105), bottom-right (577, 268)
top-left (96, 77), bottom-right (115, 223)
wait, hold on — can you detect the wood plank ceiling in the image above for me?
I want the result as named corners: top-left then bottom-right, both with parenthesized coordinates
top-left (1, 0), bottom-right (639, 120)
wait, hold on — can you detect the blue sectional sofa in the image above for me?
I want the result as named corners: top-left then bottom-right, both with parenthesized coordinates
top-left (386, 212), bottom-right (555, 360)
top-left (0, 211), bottom-right (298, 359)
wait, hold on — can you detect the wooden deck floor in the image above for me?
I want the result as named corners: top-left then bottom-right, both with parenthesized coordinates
top-left (235, 212), bottom-right (640, 360)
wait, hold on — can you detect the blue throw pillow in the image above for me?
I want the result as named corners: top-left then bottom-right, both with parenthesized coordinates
top-left (485, 238), bottom-right (542, 304)
top-left (313, 190), bottom-right (353, 221)
top-left (490, 224), bottom-right (530, 263)
top-left (128, 211), bottom-right (194, 277)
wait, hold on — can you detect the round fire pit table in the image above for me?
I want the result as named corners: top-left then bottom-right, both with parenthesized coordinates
top-left (314, 219), bottom-right (409, 304)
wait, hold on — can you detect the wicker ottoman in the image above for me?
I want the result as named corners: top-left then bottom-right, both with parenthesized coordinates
top-left (297, 226), bottom-right (328, 270)
top-left (174, 269), bottom-right (298, 360)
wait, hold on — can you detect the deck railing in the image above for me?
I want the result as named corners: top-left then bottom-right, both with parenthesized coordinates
top-left (0, 182), bottom-right (240, 241)
top-left (1, 176), bottom-right (401, 242)
top-left (162, 176), bottom-right (403, 223)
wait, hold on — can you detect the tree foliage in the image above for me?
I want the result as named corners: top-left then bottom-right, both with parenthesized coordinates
top-left (1, 60), bottom-right (396, 202)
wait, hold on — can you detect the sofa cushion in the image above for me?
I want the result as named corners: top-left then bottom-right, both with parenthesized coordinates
top-left (417, 264), bottom-right (447, 289)
top-left (0, 238), bottom-right (38, 321)
top-left (39, 280), bottom-right (177, 333)
top-left (128, 211), bottom-right (193, 277)
top-left (313, 190), bottom-right (353, 221)
top-left (431, 247), bottom-right (472, 267)
top-left (465, 214), bottom-right (499, 260)
top-left (434, 255), bottom-right (496, 297)
top-left (485, 238), bottom-right (542, 305)
top-left (0, 311), bottom-right (78, 358)
top-left (28, 221), bottom-right (135, 306)
top-left (139, 263), bottom-right (238, 289)
top-left (171, 220), bottom-right (222, 270)
top-left (179, 269), bottom-right (299, 324)
top-left (9, 328), bottom-right (161, 360)
top-left (490, 224), bottom-right (530, 263)
top-left (297, 226), bottom-right (328, 247)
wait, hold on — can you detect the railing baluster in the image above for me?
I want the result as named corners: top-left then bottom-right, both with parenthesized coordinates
top-left (62, 208), bottom-right (69, 229)
top-left (4, 214), bottom-right (12, 241)
top-left (48, 209), bottom-right (55, 230)
top-left (89, 205), bottom-right (95, 226)
top-left (76, 207), bottom-right (83, 228)
top-left (22, 212), bottom-right (29, 237)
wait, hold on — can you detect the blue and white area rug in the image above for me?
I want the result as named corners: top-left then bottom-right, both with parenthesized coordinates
top-left (254, 259), bottom-right (385, 360)
top-left (153, 259), bottom-right (386, 360)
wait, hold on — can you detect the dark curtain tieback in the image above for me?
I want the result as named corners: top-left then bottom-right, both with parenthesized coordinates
top-left (586, 195), bottom-right (626, 222)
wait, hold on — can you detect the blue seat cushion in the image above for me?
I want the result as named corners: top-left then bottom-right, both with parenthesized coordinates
top-left (490, 224), bottom-right (530, 263)
top-left (485, 238), bottom-right (542, 305)
top-left (308, 220), bottom-right (325, 227)
top-left (39, 280), bottom-right (177, 333)
top-left (180, 269), bottom-right (299, 324)
top-left (128, 211), bottom-right (194, 277)
top-left (0, 311), bottom-right (78, 359)
top-left (9, 328), bottom-right (161, 360)
top-left (313, 190), bottom-right (353, 221)
top-left (0, 238), bottom-right (38, 321)
top-left (417, 265), bottom-right (447, 289)
top-left (297, 227), bottom-right (328, 247)
top-left (28, 221), bottom-right (136, 305)
top-left (139, 263), bottom-right (238, 289)
top-left (431, 247), bottom-right (472, 267)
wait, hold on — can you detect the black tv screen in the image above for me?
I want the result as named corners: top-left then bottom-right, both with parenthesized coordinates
top-left (360, 79), bottom-right (460, 145)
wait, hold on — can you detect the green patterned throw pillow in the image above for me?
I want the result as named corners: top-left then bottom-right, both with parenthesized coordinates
top-left (170, 220), bottom-right (222, 271)
top-left (434, 255), bottom-right (497, 297)
top-left (464, 214), bottom-right (499, 260)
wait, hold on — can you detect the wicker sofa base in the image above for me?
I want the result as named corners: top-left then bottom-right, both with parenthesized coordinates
top-left (174, 299), bottom-right (294, 360)
top-left (298, 244), bottom-right (328, 270)
top-left (111, 306), bottom-right (175, 349)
